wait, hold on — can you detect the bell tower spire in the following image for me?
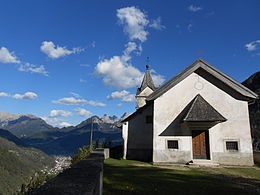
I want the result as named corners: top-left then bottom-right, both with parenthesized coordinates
top-left (136, 64), bottom-right (156, 109)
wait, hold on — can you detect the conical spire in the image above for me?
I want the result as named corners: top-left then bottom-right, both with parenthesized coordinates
top-left (136, 65), bottom-right (156, 95)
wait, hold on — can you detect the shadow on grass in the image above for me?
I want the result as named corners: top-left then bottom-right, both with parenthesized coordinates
top-left (103, 159), bottom-right (260, 195)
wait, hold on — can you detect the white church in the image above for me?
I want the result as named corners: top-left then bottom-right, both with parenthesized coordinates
top-left (122, 58), bottom-right (258, 166)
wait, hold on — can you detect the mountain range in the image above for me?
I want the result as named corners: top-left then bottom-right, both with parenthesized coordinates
top-left (21, 113), bottom-right (130, 155)
top-left (0, 110), bottom-right (129, 155)
top-left (0, 111), bottom-right (54, 137)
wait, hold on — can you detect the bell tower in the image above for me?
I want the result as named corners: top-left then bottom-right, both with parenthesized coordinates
top-left (136, 65), bottom-right (156, 109)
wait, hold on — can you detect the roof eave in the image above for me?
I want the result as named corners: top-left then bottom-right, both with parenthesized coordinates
top-left (146, 58), bottom-right (258, 101)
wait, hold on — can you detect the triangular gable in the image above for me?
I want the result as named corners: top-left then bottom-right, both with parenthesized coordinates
top-left (183, 94), bottom-right (227, 122)
top-left (147, 59), bottom-right (258, 101)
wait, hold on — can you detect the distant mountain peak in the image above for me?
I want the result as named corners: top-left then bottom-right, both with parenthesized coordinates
top-left (0, 110), bottom-right (20, 122)
top-left (0, 110), bottom-right (53, 137)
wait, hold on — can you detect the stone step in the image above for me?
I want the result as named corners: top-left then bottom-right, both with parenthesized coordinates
top-left (188, 160), bottom-right (220, 167)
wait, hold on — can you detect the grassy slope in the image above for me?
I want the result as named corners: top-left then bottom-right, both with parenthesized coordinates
top-left (0, 137), bottom-right (55, 195)
top-left (103, 159), bottom-right (260, 195)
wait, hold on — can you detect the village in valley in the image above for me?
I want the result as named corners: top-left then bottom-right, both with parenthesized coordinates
top-left (0, 1), bottom-right (259, 195)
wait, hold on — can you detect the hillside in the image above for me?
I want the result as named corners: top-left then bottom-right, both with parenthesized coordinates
top-left (0, 128), bottom-right (28, 147)
top-left (242, 71), bottom-right (260, 150)
top-left (0, 111), bottom-right (54, 137)
top-left (22, 115), bottom-right (123, 155)
top-left (0, 131), bottom-right (55, 195)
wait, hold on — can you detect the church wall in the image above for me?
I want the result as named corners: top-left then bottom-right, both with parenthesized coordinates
top-left (153, 72), bottom-right (254, 166)
top-left (136, 87), bottom-right (154, 109)
top-left (126, 103), bottom-right (154, 162)
top-left (122, 122), bottom-right (128, 159)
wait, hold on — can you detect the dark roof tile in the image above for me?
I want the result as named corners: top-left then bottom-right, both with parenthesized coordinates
top-left (184, 94), bottom-right (227, 122)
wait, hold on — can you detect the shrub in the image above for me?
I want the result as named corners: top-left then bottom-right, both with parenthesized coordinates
top-left (71, 145), bottom-right (93, 165)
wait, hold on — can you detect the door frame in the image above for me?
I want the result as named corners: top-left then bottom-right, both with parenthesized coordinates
top-left (191, 130), bottom-right (210, 160)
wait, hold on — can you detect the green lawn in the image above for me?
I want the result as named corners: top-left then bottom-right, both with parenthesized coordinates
top-left (103, 158), bottom-right (260, 195)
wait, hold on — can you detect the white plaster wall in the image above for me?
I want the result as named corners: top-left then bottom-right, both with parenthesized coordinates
top-left (122, 122), bottom-right (128, 159)
top-left (126, 103), bottom-right (153, 161)
top-left (136, 87), bottom-right (154, 109)
top-left (153, 72), bottom-right (254, 165)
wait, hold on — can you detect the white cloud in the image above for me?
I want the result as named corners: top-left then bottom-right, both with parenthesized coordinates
top-left (0, 92), bottom-right (9, 97)
top-left (87, 100), bottom-right (106, 107)
top-left (70, 92), bottom-right (81, 98)
top-left (50, 110), bottom-right (72, 117)
top-left (53, 97), bottom-right (106, 106)
top-left (117, 103), bottom-right (123, 107)
top-left (117, 6), bottom-right (149, 42)
top-left (150, 69), bottom-right (166, 87)
top-left (107, 90), bottom-right (135, 102)
top-left (59, 121), bottom-right (72, 127)
top-left (95, 47), bottom-right (165, 89)
top-left (40, 41), bottom-right (84, 59)
top-left (96, 55), bottom-right (142, 89)
top-left (80, 79), bottom-right (87, 83)
top-left (0, 47), bottom-right (49, 76)
top-left (95, 7), bottom-right (165, 89)
top-left (53, 97), bottom-right (86, 105)
top-left (188, 5), bottom-right (203, 12)
top-left (245, 40), bottom-right (260, 51)
top-left (0, 47), bottom-right (20, 64)
top-left (107, 90), bottom-right (129, 99)
top-left (75, 108), bottom-right (92, 117)
top-left (124, 42), bottom-right (137, 56)
top-left (18, 62), bottom-right (48, 76)
top-left (91, 41), bottom-right (96, 48)
top-left (149, 17), bottom-right (165, 30)
top-left (0, 91), bottom-right (38, 100)
top-left (187, 24), bottom-right (193, 32)
top-left (42, 117), bottom-right (72, 127)
top-left (12, 92), bottom-right (38, 100)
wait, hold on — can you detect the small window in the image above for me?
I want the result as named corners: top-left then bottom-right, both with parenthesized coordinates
top-left (168, 140), bottom-right (178, 149)
top-left (226, 141), bottom-right (238, 151)
top-left (146, 115), bottom-right (153, 124)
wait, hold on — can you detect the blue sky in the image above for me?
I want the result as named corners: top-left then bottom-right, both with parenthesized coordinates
top-left (0, 0), bottom-right (259, 127)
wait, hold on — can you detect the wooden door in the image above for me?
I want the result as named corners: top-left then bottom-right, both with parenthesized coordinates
top-left (192, 130), bottom-right (210, 159)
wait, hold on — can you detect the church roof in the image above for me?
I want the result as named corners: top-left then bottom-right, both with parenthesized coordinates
top-left (183, 94), bottom-right (227, 122)
top-left (121, 102), bottom-right (152, 123)
top-left (136, 65), bottom-right (156, 95)
top-left (147, 58), bottom-right (258, 101)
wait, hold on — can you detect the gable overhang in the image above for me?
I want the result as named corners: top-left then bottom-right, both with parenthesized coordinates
top-left (121, 101), bottom-right (153, 123)
top-left (146, 59), bottom-right (258, 102)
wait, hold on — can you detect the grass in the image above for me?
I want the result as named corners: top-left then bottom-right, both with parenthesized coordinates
top-left (103, 158), bottom-right (260, 195)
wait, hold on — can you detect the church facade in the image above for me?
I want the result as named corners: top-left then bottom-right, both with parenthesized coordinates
top-left (122, 59), bottom-right (258, 166)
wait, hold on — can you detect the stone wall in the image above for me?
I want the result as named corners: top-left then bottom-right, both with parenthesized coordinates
top-left (30, 149), bottom-right (105, 195)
